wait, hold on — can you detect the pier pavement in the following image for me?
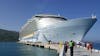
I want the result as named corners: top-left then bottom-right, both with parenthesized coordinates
top-left (18, 41), bottom-right (100, 56)
top-left (66, 46), bottom-right (100, 56)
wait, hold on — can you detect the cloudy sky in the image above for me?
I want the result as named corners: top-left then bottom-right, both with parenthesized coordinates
top-left (0, 0), bottom-right (100, 41)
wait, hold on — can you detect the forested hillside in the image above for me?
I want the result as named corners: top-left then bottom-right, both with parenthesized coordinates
top-left (0, 29), bottom-right (19, 42)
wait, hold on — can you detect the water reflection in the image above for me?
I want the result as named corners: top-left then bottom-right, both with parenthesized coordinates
top-left (18, 44), bottom-right (57, 56)
top-left (0, 42), bottom-right (57, 56)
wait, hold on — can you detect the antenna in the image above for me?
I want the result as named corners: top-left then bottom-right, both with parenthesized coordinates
top-left (58, 14), bottom-right (60, 16)
top-left (91, 13), bottom-right (96, 19)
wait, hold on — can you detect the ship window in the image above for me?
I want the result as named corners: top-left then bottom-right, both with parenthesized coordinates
top-left (35, 16), bottom-right (67, 21)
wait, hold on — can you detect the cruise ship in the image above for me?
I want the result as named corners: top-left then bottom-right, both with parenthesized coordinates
top-left (19, 14), bottom-right (97, 43)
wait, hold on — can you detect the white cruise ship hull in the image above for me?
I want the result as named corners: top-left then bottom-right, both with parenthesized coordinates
top-left (19, 15), bottom-right (97, 43)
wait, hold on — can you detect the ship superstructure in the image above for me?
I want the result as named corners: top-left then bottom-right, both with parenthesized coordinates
top-left (19, 14), bottom-right (97, 43)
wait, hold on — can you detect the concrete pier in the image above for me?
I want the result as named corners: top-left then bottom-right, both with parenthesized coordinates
top-left (18, 41), bottom-right (100, 56)
top-left (66, 46), bottom-right (100, 56)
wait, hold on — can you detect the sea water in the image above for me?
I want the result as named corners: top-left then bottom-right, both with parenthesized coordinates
top-left (0, 42), bottom-right (100, 56)
top-left (0, 42), bottom-right (58, 56)
top-left (93, 43), bottom-right (100, 50)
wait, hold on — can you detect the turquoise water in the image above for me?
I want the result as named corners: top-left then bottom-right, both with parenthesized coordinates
top-left (0, 42), bottom-right (58, 56)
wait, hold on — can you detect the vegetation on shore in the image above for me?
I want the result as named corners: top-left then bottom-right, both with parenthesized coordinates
top-left (0, 29), bottom-right (19, 42)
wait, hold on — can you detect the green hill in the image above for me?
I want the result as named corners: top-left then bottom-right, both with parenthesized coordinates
top-left (0, 29), bottom-right (19, 42)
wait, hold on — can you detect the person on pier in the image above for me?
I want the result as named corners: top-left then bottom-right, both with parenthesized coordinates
top-left (69, 40), bottom-right (75, 56)
top-left (64, 41), bottom-right (69, 53)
